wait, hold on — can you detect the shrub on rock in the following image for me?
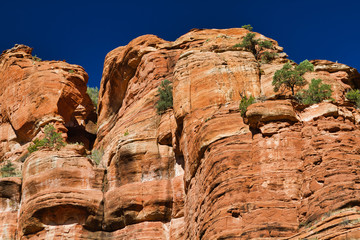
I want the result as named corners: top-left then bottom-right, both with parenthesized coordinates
top-left (28, 124), bottom-right (66, 153)
top-left (296, 78), bottom-right (333, 105)
top-left (239, 94), bottom-right (255, 117)
top-left (346, 89), bottom-right (360, 108)
top-left (0, 161), bottom-right (16, 177)
top-left (272, 60), bottom-right (314, 96)
top-left (156, 79), bottom-right (173, 114)
top-left (241, 24), bottom-right (253, 31)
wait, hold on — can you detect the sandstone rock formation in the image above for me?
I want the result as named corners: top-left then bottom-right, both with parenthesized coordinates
top-left (0, 44), bottom-right (96, 168)
top-left (1, 28), bottom-right (360, 239)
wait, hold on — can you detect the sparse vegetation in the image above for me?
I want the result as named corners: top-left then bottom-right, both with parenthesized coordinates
top-left (296, 79), bottom-right (333, 105)
top-left (88, 149), bottom-right (104, 165)
top-left (87, 86), bottom-right (99, 108)
top-left (32, 55), bottom-right (42, 62)
top-left (1, 161), bottom-right (16, 177)
top-left (234, 33), bottom-right (257, 54)
top-left (156, 79), bottom-right (173, 114)
top-left (239, 93), bottom-right (255, 117)
top-left (124, 129), bottom-right (129, 136)
top-left (234, 33), bottom-right (274, 59)
top-left (241, 24), bottom-right (253, 31)
top-left (258, 40), bottom-right (273, 49)
top-left (346, 89), bottom-right (360, 108)
top-left (272, 60), bottom-right (314, 96)
top-left (261, 51), bottom-right (277, 63)
top-left (27, 124), bottom-right (66, 153)
top-left (68, 69), bottom-right (74, 73)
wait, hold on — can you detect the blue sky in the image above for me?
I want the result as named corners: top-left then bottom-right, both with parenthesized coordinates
top-left (1, 0), bottom-right (359, 88)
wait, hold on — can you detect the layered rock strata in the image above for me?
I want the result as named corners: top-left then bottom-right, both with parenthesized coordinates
top-left (1, 28), bottom-right (360, 239)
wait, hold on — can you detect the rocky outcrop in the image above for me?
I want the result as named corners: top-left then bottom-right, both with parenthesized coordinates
top-left (19, 145), bottom-right (104, 238)
top-left (1, 29), bottom-right (360, 239)
top-left (0, 177), bottom-right (21, 239)
top-left (0, 44), bottom-right (96, 172)
top-left (94, 28), bottom-right (360, 239)
top-left (0, 44), bottom-right (97, 239)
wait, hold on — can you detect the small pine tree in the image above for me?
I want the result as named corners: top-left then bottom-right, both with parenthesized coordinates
top-left (296, 79), bottom-right (333, 105)
top-left (28, 124), bottom-right (66, 153)
top-left (258, 40), bottom-right (273, 49)
top-left (272, 60), bottom-right (314, 96)
top-left (156, 80), bottom-right (173, 114)
top-left (345, 89), bottom-right (360, 108)
top-left (239, 94), bottom-right (255, 117)
top-left (42, 124), bottom-right (66, 150)
top-left (1, 161), bottom-right (16, 177)
top-left (234, 34), bottom-right (273, 59)
top-left (28, 138), bottom-right (46, 153)
top-left (241, 24), bottom-right (253, 31)
top-left (235, 33), bottom-right (258, 54)
top-left (261, 51), bottom-right (277, 63)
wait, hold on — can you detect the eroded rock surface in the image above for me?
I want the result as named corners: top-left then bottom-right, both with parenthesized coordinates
top-left (1, 29), bottom-right (360, 239)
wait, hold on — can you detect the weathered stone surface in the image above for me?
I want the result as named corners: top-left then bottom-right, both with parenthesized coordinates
top-left (0, 44), bottom-right (96, 181)
top-left (1, 29), bottom-right (360, 239)
top-left (19, 145), bottom-right (104, 238)
top-left (246, 100), bottom-right (299, 127)
top-left (173, 50), bottom-right (260, 120)
top-left (0, 177), bottom-right (21, 240)
top-left (300, 102), bottom-right (338, 122)
top-left (0, 45), bottom-right (94, 142)
top-left (95, 29), bottom-right (360, 239)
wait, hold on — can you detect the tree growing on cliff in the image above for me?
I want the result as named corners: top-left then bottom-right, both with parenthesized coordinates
top-left (28, 124), bottom-right (66, 153)
top-left (0, 161), bottom-right (16, 177)
top-left (272, 60), bottom-right (314, 96)
top-left (345, 89), bottom-right (360, 108)
top-left (234, 33), bottom-right (258, 55)
top-left (261, 51), bottom-right (277, 63)
top-left (296, 78), bottom-right (333, 104)
top-left (239, 93), bottom-right (255, 117)
top-left (241, 24), bottom-right (253, 31)
top-left (156, 79), bottom-right (173, 114)
top-left (234, 33), bottom-right (273, 59)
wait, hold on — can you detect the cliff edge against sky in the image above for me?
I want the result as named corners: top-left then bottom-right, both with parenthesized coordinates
top-left (0, 28), bottom-right (360, 239)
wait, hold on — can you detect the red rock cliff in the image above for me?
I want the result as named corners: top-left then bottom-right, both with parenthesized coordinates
top-left (1, 29), bottom-right (360, 239)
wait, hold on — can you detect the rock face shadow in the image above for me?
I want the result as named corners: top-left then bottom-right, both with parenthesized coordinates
top-left (33, 205), bottom-right (89, 226)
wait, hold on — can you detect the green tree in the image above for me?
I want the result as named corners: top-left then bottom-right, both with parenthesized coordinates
top-left (345, 89), bottom-right (360, 108)
top-left (1, 161), bottom-right (16, 177)
top-left (239, 94), bottom-right (255, 117)
top-left (28, 138), bottom-right (46, 153)
top-left (241, 24), bottom-right (253, 31)
top-left (28, 124), bottom-right (66, 153)
top-left (272, 60), bottom-right (314, 96)
top-left (156, 79), bottom-right (173, 114)
top-left (258, 40), bottom-right (273, 49)
top-left (261, 51), bottom-right (277, 63)
top-left (234, 33), bottom-right (258, 55)
top-left (296, 79), bottom-right (333, 105)
top-left (42, 124), bottom-right (66, 150)
top-left (234, 34), bottom-right (273, 59)
top-left (87, 86), bottom-right (99, 108)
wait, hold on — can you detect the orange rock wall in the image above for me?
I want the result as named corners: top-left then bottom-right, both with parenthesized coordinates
top-left (1, 29), bottom-right (360, 239)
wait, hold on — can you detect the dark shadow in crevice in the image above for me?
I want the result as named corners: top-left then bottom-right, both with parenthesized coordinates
top-left (66, 125), bottom-right (96, 150)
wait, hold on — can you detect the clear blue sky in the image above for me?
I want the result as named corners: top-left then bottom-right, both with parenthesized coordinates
top-left (1, 0), bottom-right (359, 88)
